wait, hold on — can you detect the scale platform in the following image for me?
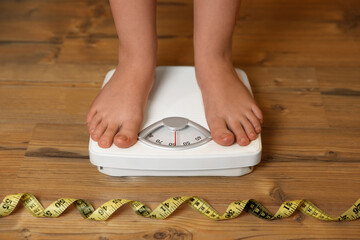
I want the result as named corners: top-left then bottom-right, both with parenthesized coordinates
top-left (89, 66), bottom-right (261, 176)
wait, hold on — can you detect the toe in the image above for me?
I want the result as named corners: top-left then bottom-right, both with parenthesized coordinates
top-left (114, 120), bottom-right (141, 148)
top-left (246, 112), bottom-right (262, 134)
top-left (228, 120), bottom-right (250, 146)
top-left (86, 107), bottom-right (97, 124)
top-left (88, 114), bottom-right (101, 134)
top-left (251, 105), bottom-right (263, 124)
top-left (239, 118), bottom-right (257, 141)
top-left (208, 117), bottom-right (234, 146)
top-left (98, 124), bottom-right (119, 148)
top-left (91, 121), bottom-right (107, 141)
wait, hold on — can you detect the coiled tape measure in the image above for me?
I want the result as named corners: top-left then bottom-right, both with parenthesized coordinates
top-left (1, 193), bottom-right (359, 221)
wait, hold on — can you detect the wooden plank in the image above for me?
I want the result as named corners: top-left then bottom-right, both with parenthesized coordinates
top-left (0, 86), bottom-right (97, 124)
top-left (317, 68), bottom-right (360, 90)
top-left (232, 37), bottom-right (360, 67)
top-left (0, 0), bottom-right (94, 19)
top-left (67, 18), bottom-right (117, 39)
top-left (25, 124), bottom-right (89, 160)
top-left (157, 38), bottom-right (194, 65)
top-left (235, 4), bottom-right (360, 39)
top-left (320, 95), bottom-right (360, 128)
top-left (57, 38), bottom-right (118, 64)
top-left (0, 123), bottom-right (34, 192)
top-left (0, 0), bottom-right (105, 43)
top-left (256, 91), bottom-right (328, 128)
top-left (242, 0), bottom-right (360, 9)
top-left (157, 0), bottom-right (193, 38)
top-left (0, 63), bottom-right (113, 87)
top-left (262, 127), bottom-right (360, 162)
top-left (0, 19), bottom-right (70, 43)
top-left (244, 67), bottom-right (318, 92)
top-left (0, 43), bottom-right (61, 64)
top-left (317, 68), bottom-right (360, 128)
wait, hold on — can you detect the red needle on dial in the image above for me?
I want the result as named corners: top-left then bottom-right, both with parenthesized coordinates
top-left (174, 131), bottom-right (176, 146)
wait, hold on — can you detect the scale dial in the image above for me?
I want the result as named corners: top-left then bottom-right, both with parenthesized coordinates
top-left (138, 117), bottom-right (211, 150)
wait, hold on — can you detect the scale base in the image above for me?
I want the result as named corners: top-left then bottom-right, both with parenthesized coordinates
top-left (89, 66), bottom-right (261, 177)
top-left (98, 166), bottom-right (253, 177)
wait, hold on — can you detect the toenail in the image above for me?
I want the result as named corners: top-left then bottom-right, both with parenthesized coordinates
top-left (250, 132), bottom-right (256, 138)
top-left (90, 128), bottom-right (94, 133)
top-left (93, 133), bottom-right (98, 138)
top-left (100, 140), bottom-right (107, 145)
top-left (221, 133), bottom-right (231, 139)
top-left (241, 138), bottom-right (247, 144)
top-left (118, 135), bottom-right (128, 142)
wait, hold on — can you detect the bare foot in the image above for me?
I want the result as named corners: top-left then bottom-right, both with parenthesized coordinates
top-left (86, 61), bottom-right (155, 148)
top-left (195, 58), bottom-right (263, 146)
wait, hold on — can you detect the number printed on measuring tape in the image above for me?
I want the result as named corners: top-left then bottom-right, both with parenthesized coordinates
top-left (0, 193), bottom-right (359, 222)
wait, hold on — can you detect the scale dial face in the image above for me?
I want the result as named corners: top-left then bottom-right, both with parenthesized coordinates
top-left (138, 117), bottom-right (211, 150)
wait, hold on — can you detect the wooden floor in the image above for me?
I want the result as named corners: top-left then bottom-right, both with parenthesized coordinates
top-left (1, 0), bottom-right (360, 239)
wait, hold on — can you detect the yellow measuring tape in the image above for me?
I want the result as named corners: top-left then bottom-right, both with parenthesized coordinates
top-left (1, 193), bottom-right (359, 221)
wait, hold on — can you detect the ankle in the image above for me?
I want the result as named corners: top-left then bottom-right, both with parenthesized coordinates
top-left (194, 54), bottom-right (237, 91)
top-left (195, 52), bottom-right (232, 71)
top-left (118, 42), bottom-right (157, 70)
top-left (195, 54), bottom-right (234, 78)
top-left (194, 44), bottom-right (232, 64)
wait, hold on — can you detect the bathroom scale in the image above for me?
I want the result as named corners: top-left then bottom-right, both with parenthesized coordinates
top-left (89, 66), bottom-right (261, 176)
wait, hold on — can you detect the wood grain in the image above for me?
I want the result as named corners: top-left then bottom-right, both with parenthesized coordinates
top-left (0, 124), bottom-right (34, 193)
top-left (0, 63), bottom-right (114, 87)
top-left (0, 0), bottom-right (359, 239)
top-left (317, 68), bottom-right (360, 128)
top-left (0, 86), bottom-right (97, 124)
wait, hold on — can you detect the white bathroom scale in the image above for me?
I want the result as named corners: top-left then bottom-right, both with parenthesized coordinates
top-left (89, 66), bottom-right (261, 176)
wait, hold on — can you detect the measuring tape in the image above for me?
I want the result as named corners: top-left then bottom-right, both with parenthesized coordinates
top-left (0, 193), bottom-right (359, 221)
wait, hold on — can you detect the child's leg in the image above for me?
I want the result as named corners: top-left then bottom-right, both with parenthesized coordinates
top-left (86, 0), bottom-right (157, 148)
top-left (194, 0), bottom-right (263, 146)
